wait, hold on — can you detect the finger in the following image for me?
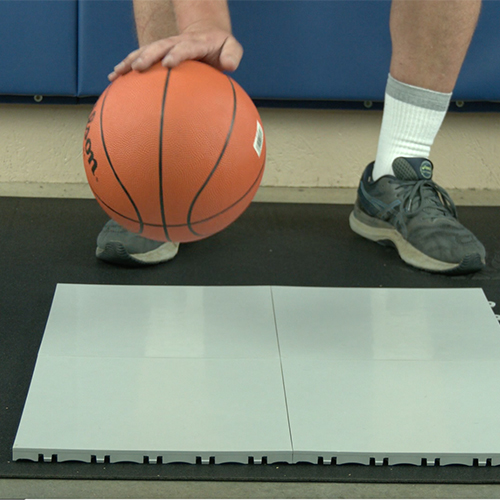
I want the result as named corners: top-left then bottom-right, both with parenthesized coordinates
top-left (109, 48), bottom-right (144, 79)
top-left (108, 70), bottom-right (119, 82)
top-left (108, 48), bottom-right (145, 81)
top-left (131, 38), bottom-right (177, 71)
top-left (218, 36), bottom-right (244, 72)
top-left (161, 39), bottom-right (209, 68)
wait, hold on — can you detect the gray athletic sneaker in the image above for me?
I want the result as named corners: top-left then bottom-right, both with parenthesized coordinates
top-left (96, 220), bottom-right (179, 266)
top-left (349, 157), bottom-right (486, 274)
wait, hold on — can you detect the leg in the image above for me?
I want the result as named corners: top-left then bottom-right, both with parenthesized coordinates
top-left (350, 0), bottom-right (485, 274)
top-left (374, 0), bottom-right (481, 177)
top-left (390, 0), bottom-right (481, 93)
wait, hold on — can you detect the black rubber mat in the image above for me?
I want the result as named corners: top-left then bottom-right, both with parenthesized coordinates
top-left (1, 196), bottom-right (500, 483)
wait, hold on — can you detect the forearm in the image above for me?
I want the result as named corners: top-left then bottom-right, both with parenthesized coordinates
top-left (172, 0), bottom-right (231, 33)
top-left (133, 0), bottom-right (178, 46)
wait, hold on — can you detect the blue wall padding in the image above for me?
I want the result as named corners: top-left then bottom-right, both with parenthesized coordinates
top-left (78, 0), bottom-right (137, 97)
top-left (453, 0), bottom-right (500, 101)
top-left (229, 0), bottom-right (500, 101)
top-left (229, 0), bottom-right (392, 100)
top-left (76, 0), bottom-right (500, 101)
top-left (1, 0), bottom-right (500, 101)
top-left (0, 0), bottom-right (77, 96)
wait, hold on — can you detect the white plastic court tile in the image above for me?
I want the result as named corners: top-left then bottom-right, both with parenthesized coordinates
top-left (13, 355), bottom-right (291, 464)
top-left (14, 284), bottom-right (290, 464)
top-left (272, 287), bottom-right (500, 466)
top-left (38, 284), bottom-right (279, 359)
top-left (272, 287), bottom-right (500, 360)
top-left (13, 284), bottom-right (500, 466)
top-left (282, 359), bottom-right (500, 466)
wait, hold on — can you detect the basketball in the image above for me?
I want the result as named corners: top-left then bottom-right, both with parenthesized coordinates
top-left (83, 60), bottom-right (266, 242)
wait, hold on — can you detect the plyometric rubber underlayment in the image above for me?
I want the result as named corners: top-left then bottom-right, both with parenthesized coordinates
top-left (13, 284), bottom-right (500, 466)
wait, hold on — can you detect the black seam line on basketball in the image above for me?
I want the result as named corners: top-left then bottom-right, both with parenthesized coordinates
top-left (92, 156), bottom-right (265, 230)
top-left (100, 85), bottom-right (145, 234)
top-left (181, 155), bottom-right (265, 230)
top-left (89, 185), bottom-right (143, 227)
top-left (186, 75), bottom-right (237, 237)
top-left (158, 68), bottom-right (172, 242)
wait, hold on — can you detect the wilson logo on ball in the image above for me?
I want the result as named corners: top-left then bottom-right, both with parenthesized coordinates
top-left (84, 110), bottom-right (98, 175)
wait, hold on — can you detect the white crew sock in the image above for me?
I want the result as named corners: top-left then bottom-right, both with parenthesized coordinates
top-left (372, 74), bottom-right (452, 180)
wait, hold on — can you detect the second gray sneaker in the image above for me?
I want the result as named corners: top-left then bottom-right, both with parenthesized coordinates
top-left (96, 220), bottom-right (179, 266)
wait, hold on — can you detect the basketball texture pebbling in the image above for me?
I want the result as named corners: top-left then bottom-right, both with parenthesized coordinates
top-left (83, 60), bottom-right (266, 242)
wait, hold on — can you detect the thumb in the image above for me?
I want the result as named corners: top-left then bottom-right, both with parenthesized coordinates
top-left (219, 36), bottom-right (243, 72)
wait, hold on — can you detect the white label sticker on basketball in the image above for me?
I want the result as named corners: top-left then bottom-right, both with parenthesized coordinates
top-left (253, 121), bottom-right (264, 157)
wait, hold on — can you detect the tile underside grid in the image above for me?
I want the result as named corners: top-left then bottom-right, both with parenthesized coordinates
top-left (13, 284), bottom-right (500, 465)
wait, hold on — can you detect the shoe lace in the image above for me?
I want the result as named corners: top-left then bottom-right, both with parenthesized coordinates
top-left (390, 178), bottom-right (458, 229)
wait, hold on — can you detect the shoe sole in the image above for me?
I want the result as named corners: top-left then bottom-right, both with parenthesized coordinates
top-left (349, 210), bottom-right (484, 275)
top-left (96, 241), bottom-right (179, 267)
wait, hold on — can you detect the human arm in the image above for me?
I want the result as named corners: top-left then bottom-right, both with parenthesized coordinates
top-left (108, 0), bottom-right (243, 81)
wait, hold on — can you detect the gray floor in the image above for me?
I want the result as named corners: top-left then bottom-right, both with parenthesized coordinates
top-left (4, 479), bottom-right (500, 498)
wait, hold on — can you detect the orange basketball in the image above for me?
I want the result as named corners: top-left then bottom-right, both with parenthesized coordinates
top-left (83, 60), bottom-right (266, 242)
